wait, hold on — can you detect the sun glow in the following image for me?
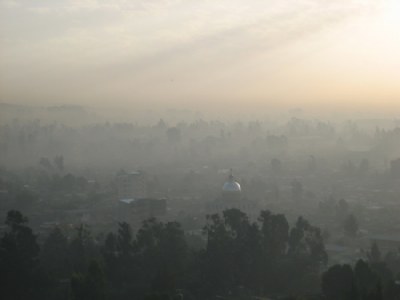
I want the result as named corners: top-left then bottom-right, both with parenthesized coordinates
top-left (382, 0), bottom-right (400, 25)
top-left (1, 0), bottom-right (400, 112)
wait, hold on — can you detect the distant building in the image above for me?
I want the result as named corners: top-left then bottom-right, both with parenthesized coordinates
top-left (118, 198), bottom-right (167, 223)
top-left (368, 233), bottom-right (400, 252)
top-left (207, 170), bottom-right (260, 218)
top-left (325, 244), bottom-right (360, 265)
top-left (116, 170), bottom-right (147, 200)
top-left (115, 170), bottom-right (167, 224)
top-left (222, 170), bottom-right (242, 201)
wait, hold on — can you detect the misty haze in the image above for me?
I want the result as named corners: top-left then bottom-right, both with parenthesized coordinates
top-left (1, 1), bottom-right (400, 300)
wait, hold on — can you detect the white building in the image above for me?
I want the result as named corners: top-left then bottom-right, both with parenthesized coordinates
top-left (206, 170), bottom-right (260, 219)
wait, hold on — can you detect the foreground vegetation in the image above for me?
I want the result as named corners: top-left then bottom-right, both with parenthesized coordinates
top-left (1, 209), bottom-right (400, 300)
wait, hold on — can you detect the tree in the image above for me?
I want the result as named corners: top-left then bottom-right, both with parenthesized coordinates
top-left (39, 157), bottom-right (53, 170)
top-left (368, 242), bottom-right (381, 264)
top-left (5, 209), bottom-right (28, 226)
top-left (101, 222), bottom-right (138, 299)
top-left (354, 259), bottom-right (380, 300)
top-left (54, 155), bottom-right (64, 172)
top-left (69, 224), bottom-right (98, 274)
top-left (291, 179), bottom-right (303, 201)
top-left (117, 222), bottom-right (133, 257)
top-left (286, 216), bottom-right (327, 294)
top-left (202, 209), bottom-right (327, 296)
top-left (322, 264), bottom-right (357, 300)
top-left (259, 210), bottom-right (289, 258)
top-left (101, 232), bottom-right (119, 285)
top-left (222, 209), bottom-right (261, 291)
top-left (0, 210), bottom-right (42, 299)
top-left (288, 217), bottom-right (327, 265)
top-left (71, 260), bottom-right (107, 300)
top-left (41, 227), bottom-right (70, 279)
top-left (202, 213), bottom-right (232, 295)
top-left (336, 199), bottom-right (349, 219)
top-left (344, 214), bottom-right (359, 237)
top-left (258, 210), bottom-right (289, 293)
top-left (134, 218), bottom-right (188, 297)
top-left (112, 222), bottom-right (135, 291)
top-left (323, 261), bottom-right (386, 300)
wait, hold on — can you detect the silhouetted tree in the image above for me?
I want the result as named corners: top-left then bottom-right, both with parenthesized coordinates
top-left (41, 227), bottom-right (70, 279)
top-left (69, 224), bottom-right (98, 274)
top-left (336, 199), bottom-right (349, 219)
top-left (344, 214), bottom-right (359, 237)
top-left (53, 155), bottom-right (64, 172)
top-left (39, 157), bottom-right (53, 170)
top-left (259, 210), bottom-right (289, 257)
top-left (291, 179), bottom-right (303, 201)
top-left (288, 217), bottom-right (327, 265)
top-left (322, 264), bottom-right (357, 300)
top-left (368, 242), bottom-right (382, 264)
top-left (0, 210), bottom-right (43, 299)
top-left (323, 260), bottom-right (387, 300)
top-left (354, 259), bottom-right (381, 300)
top-left (71, 260), bottom-right (107, 300)
top-left (135, 218), bottom-right (188, 297)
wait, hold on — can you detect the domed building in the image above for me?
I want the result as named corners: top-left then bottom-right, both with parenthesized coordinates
top-left (222, 173), bottom-right (241, 193)
top-left (222, 171), bottom-right (241, 201)
top-left (206, 170), bottom-right (260, 219)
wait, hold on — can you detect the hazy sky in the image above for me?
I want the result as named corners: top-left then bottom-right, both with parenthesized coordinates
top-left (1, 0), bottom-right (400, 113)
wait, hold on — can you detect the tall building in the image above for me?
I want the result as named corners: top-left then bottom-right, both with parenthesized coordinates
top-left (116, 170), bottom-right (166, 225)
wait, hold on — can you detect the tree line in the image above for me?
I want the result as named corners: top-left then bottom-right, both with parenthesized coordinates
top-left (1, 209), bottom-right (400, 300)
